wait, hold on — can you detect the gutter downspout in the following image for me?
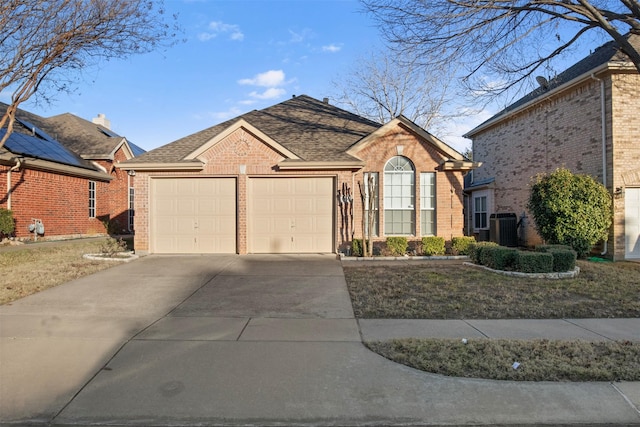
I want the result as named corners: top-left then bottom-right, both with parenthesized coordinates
top-left (7, 158), bottom-right (22, 210)
top-left (591, 73), bottom-right (608, 255)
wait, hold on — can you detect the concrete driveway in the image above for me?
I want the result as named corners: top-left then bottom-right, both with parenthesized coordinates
top-left (1, 254), bottom-right (639, 426)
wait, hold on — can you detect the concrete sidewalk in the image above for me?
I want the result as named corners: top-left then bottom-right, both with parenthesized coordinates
top-left (1, 254), bottom-right (639, 426)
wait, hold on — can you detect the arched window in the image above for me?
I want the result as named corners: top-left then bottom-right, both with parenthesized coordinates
top-left (384, 156), bottom-right (415, 235)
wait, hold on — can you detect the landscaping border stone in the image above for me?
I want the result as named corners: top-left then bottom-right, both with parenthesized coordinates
top-left (82, 251), bottom-right (139, 263)
top-left (463, 261), bottom-right (580, 279)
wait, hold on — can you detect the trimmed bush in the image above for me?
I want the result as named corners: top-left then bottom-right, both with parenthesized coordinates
top-left (468, 241), bottom-right (499, 264)
top-left (451, 236), bottom-right (476, 255)
top-left (480, 246), bottom-right (518, 270)
top-left (535, 244), bottom-right (572, 253)
top-left (528, 168), bottom-right (612, 258)
top-left (386, 237), bottom-right (408, 256)
top-left (548, 249), bottom-right (577, 272)
top-left (516, 251), bottom-right (554, 273)
top-left (0, 208), bottom-right (15, 238)
top-left (422, 236), bottom-right (445, 256)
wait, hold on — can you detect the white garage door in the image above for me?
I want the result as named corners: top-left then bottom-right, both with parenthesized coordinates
top-left (626, 187), bottom-right (640, 259)
top-left (248, 177), bottom-right (334, 253)
top-left (151, 178), bottom-right (236, 254)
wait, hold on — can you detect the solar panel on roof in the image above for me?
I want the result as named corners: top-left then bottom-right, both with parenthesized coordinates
top-left (1, 128), bottom-right (92, 169)
top-left (15, 118), bottom-right (55, 142)
top-left (127, 141), bottom-right (146, 157)
top-left (98, 126), bottom-right (120, 138)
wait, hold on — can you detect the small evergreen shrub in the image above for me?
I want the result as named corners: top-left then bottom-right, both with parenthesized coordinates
top-left (421, 236), bottom-right (445, 256)
top-left (0, 208), bottom-right (15, 238)
top-left (99, 237), bottom-right (128, 257)
top-left (468, 241), bottom-right (499, 264)
top-left (351, 239), bottom-right (363, 257)
top-left (515, 251), bottom-right (554, 273)
top-left (386, 236), bottom-right (408, 256)
top-left (451, 236), bottom-right (476, 255)
top-left (535, 244), bottom-right (572, 253)
top-left (481, 246), bottom-right (518, 270)
top-left (548, 249), bottom-right (577, 272)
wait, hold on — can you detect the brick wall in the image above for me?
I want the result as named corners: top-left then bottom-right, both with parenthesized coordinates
top-left (134, 124), bottom-right (466, 254)
top-left (94, 147), bottom-right (133, 234)
top-left (1, 165), bottom-right (108, 239)
top-left (471, 72), bottom-right (640, 259)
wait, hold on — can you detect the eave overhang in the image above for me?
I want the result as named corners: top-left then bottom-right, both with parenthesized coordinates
top-left (116, 161), bottom-right (204, 171)
top-left (437, 159), bottom-right (482, 172)
top-left (276, 160), bottom-right (365, 171)
top-left (1, 153), bottom-right (112, 181)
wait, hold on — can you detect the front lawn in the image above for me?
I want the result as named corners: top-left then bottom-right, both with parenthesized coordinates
top-left (344, 259), bottom-right (640, 381)
top-left (343, 260), bottom-right (640, 319)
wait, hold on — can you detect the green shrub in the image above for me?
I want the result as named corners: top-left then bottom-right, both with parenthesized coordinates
top-left (351, 239), bottom-right (364, 257)
top-left (386, 236), bottom-right (408, 256)
top-left (480, 246), bottom-right (518, 270)
top-left (548, 248), bottom-right (577, 272)
top-left (99, 237), bottom-right (128, 256)
top-left (421, 236), bottom-right (445, 256)
top-left (0, 208), bottom-right (15, 237)
top-left (515, 251), bottom-right (553, 273)
top-left (528, 168), bottom-right (612, 258)
top-left (451, 236), bottom-right (476, 255)
top-left (468, 241), bottom-right (499, 264)
top-left (535, 244), bottom-right (572, 253)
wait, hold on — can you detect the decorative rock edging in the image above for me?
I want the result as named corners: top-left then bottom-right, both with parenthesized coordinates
top-left (83, 251), bottom-right (139, 263)
top-left (340, 254), bottom-right (469, 261)
top-left (463, 262), bottom-right (580, 279)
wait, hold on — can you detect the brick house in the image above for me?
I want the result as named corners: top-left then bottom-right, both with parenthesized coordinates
top-left (464, 34), bottom-right (640, 260)
top-left (119, 95), bottom-right (476, 255)
top-left (0, 104), bottom-right (144, 240)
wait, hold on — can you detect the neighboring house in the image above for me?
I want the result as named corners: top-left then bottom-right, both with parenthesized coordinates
top-left (464, 34), bottom-right (640, 261)
top-left (0, 104), bottom-right (144, 240)
top-left (119, 95), bottom-right (476, 255)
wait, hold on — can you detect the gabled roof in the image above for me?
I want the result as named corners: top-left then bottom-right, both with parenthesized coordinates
top-left (465, 33), bottom-right (640, 138)
top-left (121, 95), bottom-right (476, 172)
top-left (122, 95), bottom-right (381, 168)
top-left (43, 113), bottom-right (146, 160)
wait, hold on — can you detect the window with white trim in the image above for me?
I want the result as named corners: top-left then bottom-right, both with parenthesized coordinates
top-left (474, 195), bottom-right (488, 229)
top-left (420, 172), bottom-right (436, 235)
top-left (384, 156), bottom-right (415, 235)
top-left (89, 181), bottom-right (96, 218)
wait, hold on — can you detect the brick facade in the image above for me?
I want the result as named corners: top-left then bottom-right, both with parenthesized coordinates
top-left (1, 145), bottom-right (134, 240)
top-left (468, 71), bottom-right (640, 260)
top-left (132, 124), bottom-right (467, 254)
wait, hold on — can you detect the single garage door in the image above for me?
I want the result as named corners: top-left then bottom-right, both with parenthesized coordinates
top-left (248, 177), bottom-right (334, 253)
top-left (151, 178), bottom-right (236, 253)
top-left (626, 187), bottom-right (640, 259)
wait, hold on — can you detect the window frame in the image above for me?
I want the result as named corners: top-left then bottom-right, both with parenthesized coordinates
top-left (474, 194), bottom-right (488, 230)
top-left (88, 181), bottom-right (96, 219)
top-left (420, 172), bottom-right (436, 236)
top-left (383, 156), bottom-right (415, 236)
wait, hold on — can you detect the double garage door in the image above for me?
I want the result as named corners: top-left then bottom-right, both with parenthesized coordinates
top-left (150, 177), bottom-right (333, 254)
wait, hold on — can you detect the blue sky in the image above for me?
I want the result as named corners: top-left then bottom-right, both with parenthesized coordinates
top-left (12, 0), bottom-right (487, 154)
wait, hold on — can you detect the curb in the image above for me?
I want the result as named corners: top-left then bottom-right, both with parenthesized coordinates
top-left (340, 255), bottom-right (469, 261)
top-left (82, 251), bottom-right (139, 263)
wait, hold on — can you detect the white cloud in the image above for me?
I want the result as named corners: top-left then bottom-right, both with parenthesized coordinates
top-left (238, 70), bottom-right (286, 87)
top-left (248, 88), bottom-right (286, 100)
top-left (207, 107), bottom-right (243, 121)
top-left (322, 44), bottom-right (342, 53)
top-left (198, 20), bottom-right (244, 42)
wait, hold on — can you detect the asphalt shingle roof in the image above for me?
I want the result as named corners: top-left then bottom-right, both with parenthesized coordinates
top-left (467, 33), bottom-right (640, 136)
top-left (128, 95), bottom-right (382, 164)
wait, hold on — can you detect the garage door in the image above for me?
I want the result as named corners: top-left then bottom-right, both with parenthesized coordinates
top-left (626, 187), bottom-right (640, 259)
top-left (248, 177), bottom-right (334, 253)
top-left (151, 178), bottom-right (236, 253)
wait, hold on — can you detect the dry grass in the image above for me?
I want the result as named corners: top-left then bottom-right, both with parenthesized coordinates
top-left (344, 260), bottom-right (640, 319)
top-left (0, 238), bottom-right (119, 305)
top-left (368, 338), bottom-right (640, 381)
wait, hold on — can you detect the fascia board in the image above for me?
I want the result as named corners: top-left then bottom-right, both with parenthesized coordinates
top-left (185, 119), bottom-right (300, 160)
top-left (116, 161), bottom-right (204, 171)
top-left (277, 160), bottom-right (365, 170)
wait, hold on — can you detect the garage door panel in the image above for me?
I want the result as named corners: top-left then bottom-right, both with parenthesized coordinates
top-left (151, 178), bottom-right (236, 254)
top-left (248, 177), bottom-right (333, 253)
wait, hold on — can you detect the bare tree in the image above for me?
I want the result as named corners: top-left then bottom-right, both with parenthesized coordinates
top-left (361, 0), bottom-right (640, 98)
top-left (332, 49), bottom-right (459, 133)
top-left (0, 0), bottom-right (180, 148)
